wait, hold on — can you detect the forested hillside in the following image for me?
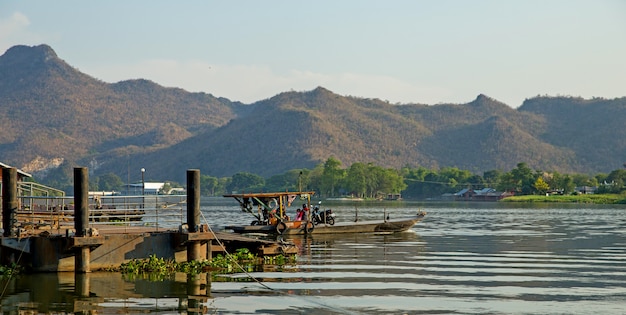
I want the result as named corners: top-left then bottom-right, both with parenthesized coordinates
top-left (0, 44), bottom-right (240, 175)
top-left (0, 44), bottom-right (624, 186)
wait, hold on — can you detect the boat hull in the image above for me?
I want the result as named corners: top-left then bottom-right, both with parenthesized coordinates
top-left (225, 214), bottom-right (425, 235)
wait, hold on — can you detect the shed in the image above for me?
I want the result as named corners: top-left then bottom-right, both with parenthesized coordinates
top-left (0, 161), bottom-right (33, 181)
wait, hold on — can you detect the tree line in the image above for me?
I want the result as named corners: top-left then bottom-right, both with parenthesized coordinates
top-left (88, 158), bottom-right (626, 199)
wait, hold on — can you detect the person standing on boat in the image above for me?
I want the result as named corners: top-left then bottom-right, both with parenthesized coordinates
top-left (302, 203), bottom-right (310, 220)
top-left (295, 208), bottom-right (304, 221)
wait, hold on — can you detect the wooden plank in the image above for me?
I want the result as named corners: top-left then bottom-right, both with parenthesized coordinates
top-left (182, 232), bottom-right (216, 242)
top-left (70, 236), bottom-right (105, 248)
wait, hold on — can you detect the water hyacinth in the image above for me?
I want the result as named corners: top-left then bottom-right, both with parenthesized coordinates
top-left (119, 249), bottom-right (296, 280)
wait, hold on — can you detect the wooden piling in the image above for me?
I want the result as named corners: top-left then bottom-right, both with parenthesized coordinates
top-left (74, 167), bottom-right (90, 273)
top-left (1, 167), bottom-right (18, 265)
top-left (2, 167), bottom-right (17, 238)
top-left (186, 169), bottom-right (201, 261)
top-left (74, 167), bottom-right (89, 237)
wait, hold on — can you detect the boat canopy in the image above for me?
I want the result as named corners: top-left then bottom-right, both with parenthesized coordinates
top-left (224, 191), bottom-right (316, 222)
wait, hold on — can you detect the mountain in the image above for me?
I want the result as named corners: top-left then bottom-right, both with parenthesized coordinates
top-left (518, 97), bottom-right (626, 171)
top-left (0, 44), bottom-right (241, 175)
top-left (0, 44), bottom-right (624, 184)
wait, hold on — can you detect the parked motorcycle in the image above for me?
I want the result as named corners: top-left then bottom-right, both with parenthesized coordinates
top-left (312, 203), bottom-right (335, 225)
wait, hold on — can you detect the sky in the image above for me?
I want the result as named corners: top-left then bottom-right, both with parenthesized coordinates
top-left (1, 1), bottom-right (625, 107)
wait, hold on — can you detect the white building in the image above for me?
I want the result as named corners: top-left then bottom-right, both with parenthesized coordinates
top-left (123, 182), bottom-right (165, 195)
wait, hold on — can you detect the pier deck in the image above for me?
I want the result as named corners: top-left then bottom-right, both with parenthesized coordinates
top-left (1, 168), bottom-right (296, 273)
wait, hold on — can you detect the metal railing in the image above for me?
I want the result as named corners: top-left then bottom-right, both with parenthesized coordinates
top-left (14, 195), bottom-right (187, 234)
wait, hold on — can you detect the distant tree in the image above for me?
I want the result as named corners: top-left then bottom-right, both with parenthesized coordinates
top-left (89, 176), bottom-right (100, 191)
top-left (307, 164), bottom-right (325, 196)
top-left (200, 175), bottom-right (219, 196)
top-left (160, 182), bottom-right (172, 195)
top-left (496, 172), bottom-right (518, 193)
top-left (606, 169), bottom-right (626, 187)
top-left (344, 162), bottom-right (368, 198)
top-left (320, 157), bottom-right (345, 197)
top-left (41, 161), bottom-right (74, 194)
top-left (226, 172), bottom-right (265, 193)
top-left (467, 174), bottom-right (485, 189)
top-left (265, 169), bottom-right (307, 192)
top-left (598, 169), bottom-right (626, 193)
top-left (422, 171), bottom-right (444, 197)
top-left (561, 175), bottom-right (576, 194)
top-left (533, 177), bottom-right (550, 195)
top-left (378, 167), bottom-right (407, 196)
top-left (438, 167), bottom-right (473, 190)
top-left (296, 169), bottom-right (312, 192)
top-left (216, 177), bottom-right (231, 195)
top-left (509, 162), bottom-right (538, 194)
top-left (570, 173), bottom-right (597, 187)
top-left (547, 172), bottom-right (575, 194)
top-left (401, 166), bottom-right (435, 199)
top-left (365, 164), bottom-right (385, 198)
top-left (483, 170), bottom-right (502, 187)
top-left (98, 172), bottom-right (124, 192)
top-left (594, 173), bottom-right (609, 186)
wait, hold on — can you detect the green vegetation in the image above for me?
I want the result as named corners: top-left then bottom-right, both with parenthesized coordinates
top-left (83, 158), bottom-right (626, 203)
top-left (187, 160), bottom-right (626, 202)
top-left (118, 249), bottom-right (296, 281)
top-left (503, 193), bottom-right (626, 204)
top-left (5, 46), bottom-right (625, 197)
top-left (8, 45), bottom-right (622, 201)
top-left (0, 263), bottom-right (22, 276)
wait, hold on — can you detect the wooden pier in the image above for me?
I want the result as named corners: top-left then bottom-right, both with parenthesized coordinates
top-left (0, 167), bottom-right (296, 273)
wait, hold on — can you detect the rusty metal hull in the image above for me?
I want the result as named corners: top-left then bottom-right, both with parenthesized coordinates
top-left (226, 213), bottom-right (426, 235)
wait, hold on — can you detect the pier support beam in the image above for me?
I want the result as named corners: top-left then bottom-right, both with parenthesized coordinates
top-left (2, 167), bottom-right (18, 238)
top-left (74, 167), bottom-right (91, 273)
top-left (1, 167), bottom-right (18, 265)
top-left (186, 169), bottom-right (201, 261)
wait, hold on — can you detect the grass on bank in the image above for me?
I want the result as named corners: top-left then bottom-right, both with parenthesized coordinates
top-left (502, 193), bottom-right (626, 204)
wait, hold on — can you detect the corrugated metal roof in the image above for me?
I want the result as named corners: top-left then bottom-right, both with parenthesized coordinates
top-left (0, 161), bottom-right (33, 178)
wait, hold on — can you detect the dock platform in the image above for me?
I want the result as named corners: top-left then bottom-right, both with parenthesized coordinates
top-left (1, 168), bottom-right (296, 273)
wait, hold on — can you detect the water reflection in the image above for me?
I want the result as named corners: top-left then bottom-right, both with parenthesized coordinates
top-left (0, 272), bottom-right (211, 314)
top-left (2, 202), bottom-right (626, 314)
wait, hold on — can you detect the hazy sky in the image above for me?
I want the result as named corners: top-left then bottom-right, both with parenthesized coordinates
top-left (1, 1), bottom-right (625, 107)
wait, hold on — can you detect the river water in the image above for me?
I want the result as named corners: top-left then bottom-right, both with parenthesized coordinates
top-left (2, 200), bottom-right (626, 314)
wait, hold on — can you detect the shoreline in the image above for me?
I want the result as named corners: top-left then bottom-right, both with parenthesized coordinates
top-left (501, 193), bottom-right (626, 204)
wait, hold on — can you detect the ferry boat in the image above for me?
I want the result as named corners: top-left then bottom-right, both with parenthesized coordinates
top-left (223, 191), bottom-right (426, 235)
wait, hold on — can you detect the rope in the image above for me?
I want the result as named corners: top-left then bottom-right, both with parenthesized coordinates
top-left (0, 233), bottom-right (29, 299)
top-left (198, 211), bottom-right (359, 314)
top-left (199, 211), bottom-right (274, 291)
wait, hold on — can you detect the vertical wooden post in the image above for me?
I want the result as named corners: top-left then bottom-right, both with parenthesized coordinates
top-left (74, 168), bottom-right (89, 237)
top-left (2, 167), bottom-right (17, 237)
top-left (187, 169), bottom-right (201, 261)
top-left (74, 167), bottom-right (90, 273)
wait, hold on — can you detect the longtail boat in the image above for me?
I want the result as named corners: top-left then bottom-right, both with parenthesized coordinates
top-left (223, 191), bottom-right (426, 235)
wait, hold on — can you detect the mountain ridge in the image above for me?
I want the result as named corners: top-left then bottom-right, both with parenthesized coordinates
top-left (1, 44), bottom-right (624, 184)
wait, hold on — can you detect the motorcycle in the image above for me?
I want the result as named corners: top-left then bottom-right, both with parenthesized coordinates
top-left (312, 203), bottom-right (335, 225)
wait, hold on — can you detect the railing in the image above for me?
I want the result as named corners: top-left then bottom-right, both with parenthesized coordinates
top-left (17, 181), bottom-right (66, 197)
top-left (15, 195), bottom-right (187, 234)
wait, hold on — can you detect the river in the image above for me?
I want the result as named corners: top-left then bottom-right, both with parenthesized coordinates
top-left (2, 200), bottom-right (626, 314)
